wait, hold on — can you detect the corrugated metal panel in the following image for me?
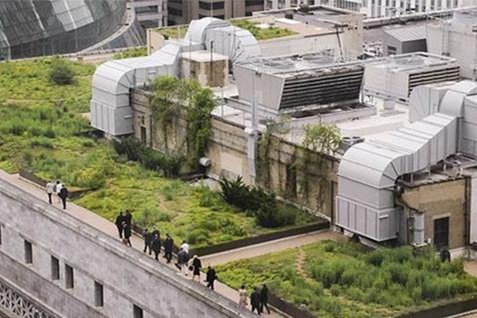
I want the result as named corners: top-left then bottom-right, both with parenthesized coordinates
top-left (384, 25), bottom-right (427, 43)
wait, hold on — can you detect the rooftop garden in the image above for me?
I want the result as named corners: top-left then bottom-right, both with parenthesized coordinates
top-left (216, 240), bottom-right (477, 318)
top-left (156, 24), bottom-right (189, 40)
top-left (155, 19), bottom-right (296, 41)
top-left (0, 58), bottom-right (320, 248)
top-left (230, 19), bottom-right (296, 40)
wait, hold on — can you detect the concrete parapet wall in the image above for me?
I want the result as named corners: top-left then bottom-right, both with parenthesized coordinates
top-left (0, 177), bottom-right (253, 318)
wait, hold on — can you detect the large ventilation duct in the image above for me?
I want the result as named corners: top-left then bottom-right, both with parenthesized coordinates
top-left (90, 17), bottom-right (262, 136)
top-left (336, 81), bottom-right (477, 242)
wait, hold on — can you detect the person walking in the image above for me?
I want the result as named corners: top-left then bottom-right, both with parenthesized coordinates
top-left (238, 285), bottom-right (248, 309)
top-left (260, 284), bottom-right (271, 314)
top-left (58, 184), bottom-right (68, 210)
top-left (206, 266), bottom-right (217, 290)
top-left (190, 255), bottom-right (202, 282)
top-left (115, 212), bottom-right (126, 239)
top-left (143, 229), bottom-right (153, 254)
top-left (176, 248), bottom-right (190, 275)
top-left (251, 287), bottom-right (262, 315)
top-left (180, 240), bottom-right (189, 255)
top-left (55, 181), bottom-right (63, 204)
top-left (124, 210), bottom-right (132, 227)
top-left (151, 234), bottom-right (161, 261)
top-left (163, 233), bottom-right (173, 263)
top-left (45, 181), bottom-right (55, 204)
top-left (123, 222), bottom-right (132, 247)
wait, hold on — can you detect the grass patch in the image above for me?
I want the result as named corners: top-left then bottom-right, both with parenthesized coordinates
top-left (0, 58), bottom-right (321, 248)
top-left (216, 241), bottom-right (477, 318)
top-left (113, 47), bottom-right (147, 59)
top-left (156, 25), bottom-right (189, 39)
top-left (230, 19), bottom-right (296, 40)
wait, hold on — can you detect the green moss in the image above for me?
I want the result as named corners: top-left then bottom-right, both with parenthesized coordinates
top-left (216, 241), bottom-right (477, 318)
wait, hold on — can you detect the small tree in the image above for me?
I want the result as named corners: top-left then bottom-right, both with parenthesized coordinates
top-left (49, 59), bottom-right (75, 85)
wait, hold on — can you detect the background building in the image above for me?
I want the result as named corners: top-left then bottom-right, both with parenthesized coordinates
top-left (428, 9), bottom-right (477, 80)
top-left (133, 0), bottom-right (168, 28)
top-left (0, 0), bottom-right (145, 60)
top-left (265, 0), bottom-right (362, 12)
top-left (365, 0), bottom-right (475, 18)
top-left (167, 0), bottom-right (264, 25)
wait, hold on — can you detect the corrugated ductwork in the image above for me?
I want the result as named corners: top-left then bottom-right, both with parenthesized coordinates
top-left (90, 17), bottom-right (261, 136)
top-left (336, 81), bottom-right (477, 242)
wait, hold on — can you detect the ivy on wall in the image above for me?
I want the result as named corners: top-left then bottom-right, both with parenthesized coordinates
top-left (149, 76), bottom-right (217, 170)
top-left (295, 124), bottom-right (341, 208)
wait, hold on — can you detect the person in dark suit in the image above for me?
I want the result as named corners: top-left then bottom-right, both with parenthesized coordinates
top-left (124, 210), bottom-right (132, 226)
top-left (250, 287), bottom-right (262, 315)
top-left (143, 229), bottom-right (153, 254)
top-left (151, 234), bottom-right (161, 261)
top-left (163, 233), bottom-right (173, 263)
top-left (260, 284), bottom-right (270, 314)
top-left (123, 222), bottom-right (132, 247)
top-left (58, 185), bottom-right (68, 210)
top-left (206, 266), bottom-right (217, 290)
top-left (191, 255), bottom-right (202, 282)
top-left (115, 212), bottom-right (126, 239)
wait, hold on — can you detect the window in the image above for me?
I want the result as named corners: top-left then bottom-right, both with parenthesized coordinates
top-left (24, 240), bottom-right (32, 264)
top-left (94, 282), bottom-right (104, 307)
top-left (434, 217), bottom-right (449, 249)
top-left (199, 1), bottom-right (225, 10)
top-left (387, 45), bottom-right (397, 55)
top-left (51, 256), bottom-right (60, 280)
top-left (65, 264), bottom-right (74, 289)
top-left (133, 305), bottom-right (143, 318)
top-left (140, 127), bottom-right (147, 144)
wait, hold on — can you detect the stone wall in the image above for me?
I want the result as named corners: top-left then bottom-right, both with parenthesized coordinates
top-left (0, 178), bottom-right (254, 318)
top-left (132, 89), bottom-right (339, 219)
top-left (399, 178), bottom-right (467, 250)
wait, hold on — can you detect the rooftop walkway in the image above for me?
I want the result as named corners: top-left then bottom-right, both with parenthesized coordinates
top-left (0, 169), bottom-right (342, 318)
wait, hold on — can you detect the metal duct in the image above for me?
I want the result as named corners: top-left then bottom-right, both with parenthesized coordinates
top-left (335, 81), bottom-right (477, 242)
top-left (90, 17), bottom-right (262, 136)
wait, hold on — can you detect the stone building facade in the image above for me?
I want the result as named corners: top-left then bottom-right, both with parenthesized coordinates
top-left (132, 89), bottom-right (338, 220)
top-left (0, 177), bottom-right (254, 318)
top-left (397, 178), bottom-right (467, 250)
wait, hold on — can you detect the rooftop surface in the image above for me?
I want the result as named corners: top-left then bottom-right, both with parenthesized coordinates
top-left (364, 52), bottom-right (458, 72)
top-left (235, 50), bottom-right (363, 77)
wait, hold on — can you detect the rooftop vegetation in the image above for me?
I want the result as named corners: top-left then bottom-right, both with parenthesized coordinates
top-left (113, 47), bottom-right (147, 59)
top-left (156, 24), bottom-right (189, 39)
top-left (0, 58), bottom-right (319, 248)
top-left (216, 240), bottom-right (477, 318)
top-left (155, 19), bottom-right (296, 41)
top-left (230, 19), bottom-right (296, 40)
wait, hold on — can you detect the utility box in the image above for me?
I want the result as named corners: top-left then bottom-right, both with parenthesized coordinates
top-left (181, 51), bottom-right (229, 88)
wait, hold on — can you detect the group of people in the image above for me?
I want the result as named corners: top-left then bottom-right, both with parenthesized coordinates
top-left (45, 180), bottom-right (68, 209)
top-left (142, 228), bottom-right (174, 263)
top-left (239, 284), bottom-right (271, 316)
top-left (114, 211), bottom-right (133, 247)
top-left (113, 211), bottom-right (268, 316)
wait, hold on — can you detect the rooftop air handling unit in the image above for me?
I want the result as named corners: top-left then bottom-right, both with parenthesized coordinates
top-left (363, 52), bottom-right (460, 102)
top-left (336, 81), bottom-right (477, 242)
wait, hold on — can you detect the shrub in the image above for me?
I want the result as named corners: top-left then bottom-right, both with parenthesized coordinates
top-left (49, 59), bottom-right (75, 85)
top-left (187, 228), bottom-right (209, 245)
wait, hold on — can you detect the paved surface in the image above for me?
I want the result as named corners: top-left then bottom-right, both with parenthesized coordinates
top-left (0, 170), bottom-right (341, 317)
top-left (202, 230), bottom-right (344, 266)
